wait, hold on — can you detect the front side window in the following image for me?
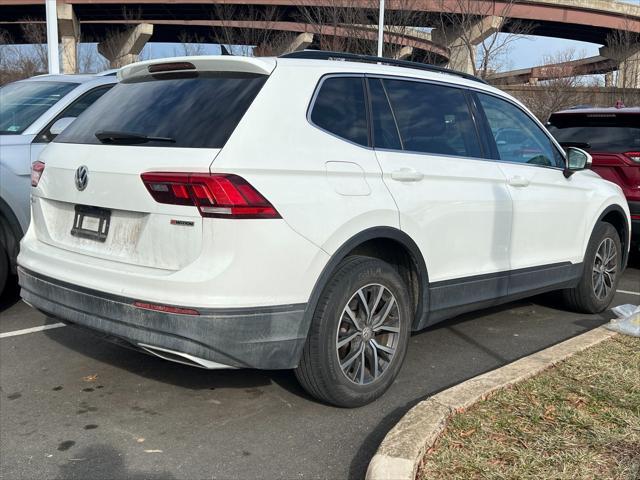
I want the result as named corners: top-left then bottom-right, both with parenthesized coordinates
top-left (310, 76), bottom-right (368, 146)
top-left (478, 93), bottom-right (564, 168)
top-left (56, 72), bottom-right (267, 148)
top-left (0, 81), bottom-right (77, 134)
top-left (381, 79), bottom-right (482, 158)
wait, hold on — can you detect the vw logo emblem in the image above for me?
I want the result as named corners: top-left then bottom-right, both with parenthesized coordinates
top-left (75, 165), bottom-right (89, 191)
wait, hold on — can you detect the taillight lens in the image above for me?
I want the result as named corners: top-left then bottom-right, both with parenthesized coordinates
top-left (31, 161), bottom-right (45, 187)
top-left (141, 172), bottom-right (281, 219)
top-left (624, 152), bottom-right (640, 164)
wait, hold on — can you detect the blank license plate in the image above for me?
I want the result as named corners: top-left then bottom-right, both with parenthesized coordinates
top-left (71, 205), bottom-right (111, 242)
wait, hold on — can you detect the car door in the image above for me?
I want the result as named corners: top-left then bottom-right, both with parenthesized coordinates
top-left (474, 92), bottom-right (590, 293)
top-left (369, 77), bottom-right (513, 314)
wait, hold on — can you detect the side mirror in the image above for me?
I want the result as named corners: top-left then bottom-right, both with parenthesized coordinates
top-left (49, 117), bottom-right (76, 137)
top-left (563, 147), bottom-right (592, 178)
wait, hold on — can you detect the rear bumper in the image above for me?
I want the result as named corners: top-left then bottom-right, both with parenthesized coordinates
top-left (18, 267), bottom-right (308, 370)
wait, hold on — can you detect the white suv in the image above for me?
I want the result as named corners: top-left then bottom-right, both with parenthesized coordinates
top-left (18, 52), bottom-right (631, 407)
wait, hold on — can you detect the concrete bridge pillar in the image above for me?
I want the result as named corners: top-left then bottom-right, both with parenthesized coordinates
top-left (57, 4), bottom-right (79, 74)
top-left (98, 24), bottom-right (153, 68)
top-left (432, 16), bottom-right (504, 74)
top-left (600, 45), bottom-right (640, 89)
top-left (284, 33), bottom-right (314, 53)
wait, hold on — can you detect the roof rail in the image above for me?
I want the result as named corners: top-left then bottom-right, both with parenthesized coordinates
top-left (279, 50), bottom-right (488, 85)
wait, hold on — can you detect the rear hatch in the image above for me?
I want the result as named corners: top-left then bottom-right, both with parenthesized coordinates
top-left (32, 56), bottom-right (275, 271)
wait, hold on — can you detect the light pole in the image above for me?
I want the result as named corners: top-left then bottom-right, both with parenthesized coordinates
top-left (377, 0), bottom-right (385, 57)
top-left (45, 0), bottom-right (60, 74)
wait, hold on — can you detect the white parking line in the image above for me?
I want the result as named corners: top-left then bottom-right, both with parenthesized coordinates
top-left (0, 323), bottom-right (66, 339)
top-left (617, 289), bottom-right (640, 296)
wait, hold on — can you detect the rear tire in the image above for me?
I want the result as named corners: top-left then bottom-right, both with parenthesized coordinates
top-left (295, 256), bottom-right (412, 407)
top-left (563, 222), bottom-right (621, 313)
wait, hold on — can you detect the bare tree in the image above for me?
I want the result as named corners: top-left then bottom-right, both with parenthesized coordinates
top-left (432, 0), bottom-right (533, 78)
top-left (174, 31), bottom-right (208, 56)
top-left (515, 48), bottom-right (602, 121)
top-left (0, 22), bottom-right (50, 84)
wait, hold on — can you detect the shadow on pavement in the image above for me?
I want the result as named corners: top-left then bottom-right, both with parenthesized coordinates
top-left (43, 324), bottom-right (306, 396)
top-left (0, 276), bottom-right (20, 315)
top-left (56, 444), bottom-right (175, 480)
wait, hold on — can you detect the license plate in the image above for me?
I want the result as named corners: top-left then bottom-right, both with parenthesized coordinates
top-left (71, 205), bottom-right (111, 242)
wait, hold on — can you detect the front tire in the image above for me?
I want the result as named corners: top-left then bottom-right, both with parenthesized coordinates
top-left (295, 256), bottom-right (412, 407)
top-left (563, 222), bottom-right (621, 313)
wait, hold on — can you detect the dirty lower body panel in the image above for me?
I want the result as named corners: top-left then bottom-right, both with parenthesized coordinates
top-left (18, 267), bottom-right (308, 370)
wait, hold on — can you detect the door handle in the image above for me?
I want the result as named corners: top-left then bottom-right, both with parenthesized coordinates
top-left (507, 175), bottom-right (530, 187)
top-left (390, 168), bottom-right (424, 182)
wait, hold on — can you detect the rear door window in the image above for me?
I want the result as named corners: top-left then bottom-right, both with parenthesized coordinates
top-left (56, 72), bottom-right (268, 148)
top-left (380, 79), bottom-right (482, 158)
top-left (368, 78), bottom-right (402, 150)
top-left (310, 76), bottom-right (369, 147)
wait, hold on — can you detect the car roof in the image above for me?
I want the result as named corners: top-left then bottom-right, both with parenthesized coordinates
top-left (552, 106), bottom-right (640, 115)
top-left (20, 72), bottom-right (118, 84)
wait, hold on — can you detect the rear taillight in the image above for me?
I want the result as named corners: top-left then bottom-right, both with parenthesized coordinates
top-left (31, 161), bottom-right (45, 187)
top-left (624, 152), bottom-right (640, 164)
top-left (141, 172), bottom-right (281, 219)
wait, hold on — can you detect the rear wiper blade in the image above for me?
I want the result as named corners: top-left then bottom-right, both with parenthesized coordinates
top-left (95, 130), bottom-right (175, 145)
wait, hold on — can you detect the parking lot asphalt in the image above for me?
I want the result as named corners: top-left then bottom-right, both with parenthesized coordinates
top-left (1, 259), bottom-right (639, 480)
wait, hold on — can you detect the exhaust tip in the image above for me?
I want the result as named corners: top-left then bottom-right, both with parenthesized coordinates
top-left (137, 343), bottom-right (235, 370)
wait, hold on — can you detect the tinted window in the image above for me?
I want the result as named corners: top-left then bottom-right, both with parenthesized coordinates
top-left (382, 79), bottom-right (481, 158)
top-left (369, 79), bottom-right (402, 150)
top-left (57, 72), bottom-right (267, 148)
top-left (310, 76), bottom-right (368, 146)
top-left (547, 114), bottom-right (640, 152)
top-left (0, 81), bottom-right (77, 134)
top-left (478, 93), bottom-right (564, 168)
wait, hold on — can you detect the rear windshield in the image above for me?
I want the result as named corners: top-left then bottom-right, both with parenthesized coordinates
top-left (0, 81), bottom-right (77, 134)
top-left (547, 114), bottom-right (640, 152)
top-left (56, 72), bottom-right (268, 148)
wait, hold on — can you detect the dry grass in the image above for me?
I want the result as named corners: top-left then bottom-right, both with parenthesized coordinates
top-left (419, 335), bottom-right (640, 480)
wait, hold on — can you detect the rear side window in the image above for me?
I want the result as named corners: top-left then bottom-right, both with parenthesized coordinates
top-left (56, 72), bottom-right (268, 148)
top-left (310, 76), bottom-right (369, 146)
top-left (547, 114), bottom-right (640, 153)
top-left (381, 79), bottom-right (482, 158)
top-left (478, 93), bottom-right (564, 168)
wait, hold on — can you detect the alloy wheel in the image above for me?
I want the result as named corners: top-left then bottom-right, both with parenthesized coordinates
top-left (592, 237), bottom-right (617, 300)
top-left (335, 283), bottom-right (400, 385)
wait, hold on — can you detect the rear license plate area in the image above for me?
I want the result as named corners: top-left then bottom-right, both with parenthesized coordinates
top-left (71, 205), bottom-right (111, 242)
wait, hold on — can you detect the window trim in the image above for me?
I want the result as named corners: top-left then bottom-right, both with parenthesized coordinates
top-left (306, 73), bottom-right (372, 149)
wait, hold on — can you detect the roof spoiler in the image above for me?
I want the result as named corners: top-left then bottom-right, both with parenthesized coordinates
top-left (118, 56), bottom-right (277, 81)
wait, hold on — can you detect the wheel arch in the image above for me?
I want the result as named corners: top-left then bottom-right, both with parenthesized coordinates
top-left (595, 204), bottom-right (630, 269)
top-left (300, 227), bottom-right (430, 351)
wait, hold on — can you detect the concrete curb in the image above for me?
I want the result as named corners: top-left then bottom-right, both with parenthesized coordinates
top-left (366, 327), bottom-right (619, 480)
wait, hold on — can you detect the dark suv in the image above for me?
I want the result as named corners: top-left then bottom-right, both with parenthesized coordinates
top-left (547, 107), bottom-right (640, 248)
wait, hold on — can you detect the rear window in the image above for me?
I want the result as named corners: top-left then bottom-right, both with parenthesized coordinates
top-left (0, 81), bottom-right (77, 134)
top-left (56, 72), bottom-right (268, 148)
top-left (547, 114), bottom-right (640, 152)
